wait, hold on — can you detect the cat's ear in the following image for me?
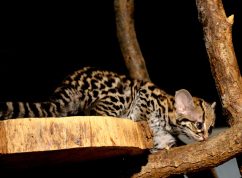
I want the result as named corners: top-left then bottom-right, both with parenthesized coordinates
top-left (175, 89), bottom-right (194, 115)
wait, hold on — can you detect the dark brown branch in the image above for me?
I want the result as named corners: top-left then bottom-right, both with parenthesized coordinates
top-left (114, 0), bottom-right (150, 81)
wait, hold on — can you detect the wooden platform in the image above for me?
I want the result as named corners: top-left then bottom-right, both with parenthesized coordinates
top-left (0, 116), bottom-right (152, 168)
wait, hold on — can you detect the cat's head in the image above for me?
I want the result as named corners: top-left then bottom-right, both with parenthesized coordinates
top-left (174, 89), bottom-right (216, 141)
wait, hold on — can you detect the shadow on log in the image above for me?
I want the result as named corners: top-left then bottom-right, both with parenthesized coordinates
top-left (0, 116), bottom-right (152, 176)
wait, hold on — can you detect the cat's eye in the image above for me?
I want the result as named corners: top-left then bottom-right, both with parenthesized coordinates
top-left (195, 122), bottom-right (203, 130)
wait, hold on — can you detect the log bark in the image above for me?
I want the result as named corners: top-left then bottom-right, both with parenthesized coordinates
top-left (113, 0), bottom-right (242, 177)
top-left (196, 0), bottom-right (242, 125)
top-left (114, 0), bottom-right (150, 81)
top-left (0, 116), bottom-right (152, 167)
top-left (132, 123), bottom-right (242, 178)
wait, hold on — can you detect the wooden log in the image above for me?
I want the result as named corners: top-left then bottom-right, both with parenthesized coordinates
top-left (0, 116), bottom-right (152, 168)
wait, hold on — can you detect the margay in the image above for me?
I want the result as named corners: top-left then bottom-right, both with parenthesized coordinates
top-left (0, 67), bottom-right (216, 152)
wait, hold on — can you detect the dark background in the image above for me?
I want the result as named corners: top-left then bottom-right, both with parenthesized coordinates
top-left (0, 0), bottom-right (241, 127)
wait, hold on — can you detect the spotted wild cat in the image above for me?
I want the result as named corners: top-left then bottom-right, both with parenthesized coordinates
top-left (0, 67), bottom-right (216, 152)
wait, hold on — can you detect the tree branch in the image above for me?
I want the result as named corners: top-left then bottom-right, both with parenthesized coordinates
top-left (132, 123), bottom-right (242, 178)
top-left (117, 0), bottom-right (242, 177)
top-left (196, 0), bottom-right (242, 125)
top-left (114, 0), bottom-right (150, 81)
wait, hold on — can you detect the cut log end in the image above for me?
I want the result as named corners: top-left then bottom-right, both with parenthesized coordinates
top-left (0, 116), bottom-right (153, 167)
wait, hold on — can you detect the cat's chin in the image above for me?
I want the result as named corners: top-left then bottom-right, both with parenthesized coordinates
top-left (188, 134), bottom-right (206, 142)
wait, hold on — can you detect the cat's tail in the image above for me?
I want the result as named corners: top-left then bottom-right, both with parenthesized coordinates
top-left (0, 101), bottom-right (68, 120)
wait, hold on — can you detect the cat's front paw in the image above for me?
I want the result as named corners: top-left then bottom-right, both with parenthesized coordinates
top-left (150, 141), bottom-right (176, 153)
top-left (150, 135), bottom-right (176, 153)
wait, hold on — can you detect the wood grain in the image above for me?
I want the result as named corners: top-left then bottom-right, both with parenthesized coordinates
top-left (0, 116), bottom-right (152, 167)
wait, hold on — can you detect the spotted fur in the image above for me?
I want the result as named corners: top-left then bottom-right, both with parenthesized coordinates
top-left (0, 67), bottom-right (216, 152)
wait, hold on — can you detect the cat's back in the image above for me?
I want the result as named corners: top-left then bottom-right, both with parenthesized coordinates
top-left (58, 67), bottom-right (132, 92)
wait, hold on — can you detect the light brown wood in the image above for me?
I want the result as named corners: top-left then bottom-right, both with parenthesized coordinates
top-left (196, 0), bottom-right (242, 125)
top-left (0, 116), bottom-right (152, 167)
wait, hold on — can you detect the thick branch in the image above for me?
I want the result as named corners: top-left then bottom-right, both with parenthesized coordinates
top-left (196, 0), bottom-right (242, 125)
top-left (130, 0), bottom-right (242, 177)
top-left (114, 0), bottom-right (150, 81)
top-left (133, 123), bottom-right (242, 178)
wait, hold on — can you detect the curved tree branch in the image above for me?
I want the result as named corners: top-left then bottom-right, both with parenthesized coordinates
top-left (114, 0), bottom-right (150, 81)
top-left (132, 123), bottom-right (242, 178)
top-left (113, 0), bottom-right (242, 177)
top-left (196, 0), bottom-right (242, 125)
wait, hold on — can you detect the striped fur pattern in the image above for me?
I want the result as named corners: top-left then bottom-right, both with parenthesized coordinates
top-left (0, 67), bottom-right (216, 152)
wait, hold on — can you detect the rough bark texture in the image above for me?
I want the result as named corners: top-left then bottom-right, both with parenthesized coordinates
top-left (196, 0), bottom-right (242, 126)
top-left (132, 123), bottom-right (242, 178)
top-left (114, 0), bottom-right (150, 81)
top-left (114, 0), bottom-right (242, 177)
